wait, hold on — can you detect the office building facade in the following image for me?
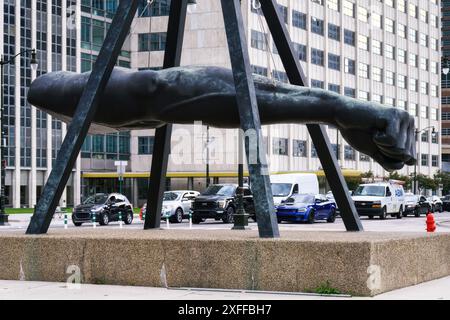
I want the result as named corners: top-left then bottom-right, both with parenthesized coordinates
top-left (82, 0), bottom-right (442, 206)
top-left (1, 0), bottom-right (443, 207)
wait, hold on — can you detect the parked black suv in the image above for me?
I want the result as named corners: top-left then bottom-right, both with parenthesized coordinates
top-left (442, 195), bottom-right (450, 211)
top-left (72, 193), bottom-right (134, 226)
top-left (192, 184), bottom-right (255, 224)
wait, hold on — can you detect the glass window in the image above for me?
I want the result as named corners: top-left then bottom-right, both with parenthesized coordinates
top-left (311, 79), bottom-right (324, 88)
top-left (293, 43), bottom-right (307, 61)
top-left (292, 10), bottom-right (307, 30)
top-left (328, 23), bottom-right (340, 41)
top-left (344, 29), bottom-right (355, 46)
top-left (358, 6), bottom-right (368, 22)
top-left (385, 18), bottom-right (395, 34)
top-left (358, 35), bottom-right (369, 51)
top-left (328, 53), bottom-right (341, 70)
top-left (359, 90), bottom-right (369, 101)
top-left (344, 145), bottom-right (355, 160)
top-left (293, 140), bottom-right (307, 157)
top-left (344, 58), bottom-right (355, 74)
top-left (373, 67), bottom-right (383, 82)
top-left (311, 48), bottom-right (324, 66)
top-left (273, 138), bottom-right (289, 156)
top-left (327, 0), bottom-right (339, 11)
top-left (373, 40), bottom-right (383, 55)
top-left (344, 87), bottom-right (356, 98)
top-left (343, 0), bottom-right (355, 17)
top-left (398, 49), bottom-right (407, 63)
top-left (385, 44), bottom-right (395, 60)
top-left (386, 70), bottom-right (395, 86)
top-left (311, 17), bottom-right (324, 35)
top-left (371, 13), bottom-right (383, 29)
top-left (398, 24), bottom-right (406, 38)
top-left (359, 62), bottom-right (369, 79)
top-left (251, 30), bottom-right (267, 51)
top-left (138, 136), bottom-right (154, 155)
top-left (328, 83), bottom-right (340, 93)
top-left (421, 154), bottom-right (429, 166)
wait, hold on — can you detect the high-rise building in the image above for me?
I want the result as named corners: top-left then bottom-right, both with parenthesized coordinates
top-left (83, 0), bottom-right (441, 206)
top-left (442, 0), bottom-right (450, 171)
top-left (1, 0), bottom-right (81, 208)
top-left (0, 0), bottom-right (443, 208)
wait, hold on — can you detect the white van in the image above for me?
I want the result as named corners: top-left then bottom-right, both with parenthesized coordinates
top-left (270, 173), bottom-right (319, 206)
top-left (352, 182), bottom-right (406, 219)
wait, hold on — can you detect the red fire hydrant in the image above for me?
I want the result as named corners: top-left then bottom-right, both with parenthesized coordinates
top-left (426, 212), bottom-right (436, 233)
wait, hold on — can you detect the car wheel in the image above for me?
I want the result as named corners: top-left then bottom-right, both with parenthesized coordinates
top-left (396, 206), bottom-right (403, 219)
top-left (192, 216), bottom-right (202, 224)
top-left (171, 208), bottom-right (183, 223)
top-left (99, 212), bottom-right (109, 226)
top-left (277, 218), bottom-right (282, 224)
top-left (327, 209), bottom-right (336, 223)
top-left (307, 210), bottom-right (315, 224)
top-left (414, 208), bottom-right (420, 217)
top-left (124, 211), bottom-right (133, 225)
top-left (73, 222), bottom-right (82, 227)
top-left (223, 206), bottom-right (235, 224)
top-left (402, 211), bottom-right (408, 217)
top-left (379, 207), bottom-right (387, 220)
top-left (368, 215), bottom-right (374, 220)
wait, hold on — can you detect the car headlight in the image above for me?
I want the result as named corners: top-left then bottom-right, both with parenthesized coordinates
top-left (297, 208), bottom-right (307, 213)
top-left (372, 201), bottom-right (382, 208)
top-left (218, 200), bottom-right (226, 208)
top-left (91, 206), bottom-right (104, 213)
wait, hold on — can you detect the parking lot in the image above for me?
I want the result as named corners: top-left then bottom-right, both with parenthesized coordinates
top-left (1, 211), bottom-right (450, 233)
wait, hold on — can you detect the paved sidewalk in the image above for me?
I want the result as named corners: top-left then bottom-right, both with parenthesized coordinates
top-left (0, 276), bottom-right (449, 300)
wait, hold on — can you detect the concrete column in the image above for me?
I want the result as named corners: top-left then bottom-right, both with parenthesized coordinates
top-left (13, 0), bottom-right (21, 208)
top-left (29, 0), bottom-right (38, 208)
top-left (132, 178), bottom-right (138, 207)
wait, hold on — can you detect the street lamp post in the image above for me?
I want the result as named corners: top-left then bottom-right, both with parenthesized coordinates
top-left (413, 126), bottom-right (436, 195)
top-left (0, 49), bottom-right (38, 225)
top-left (206, 125), bottom-right (210, 187)
top-left (233, 129), bottom-right (249, 230)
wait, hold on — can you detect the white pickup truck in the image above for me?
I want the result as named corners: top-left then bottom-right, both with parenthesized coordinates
top-left (352, 182), bottom-right (406, 219)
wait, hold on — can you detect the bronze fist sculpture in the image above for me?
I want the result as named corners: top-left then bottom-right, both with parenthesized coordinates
top-left (28, 66), bottom-right (416, 171)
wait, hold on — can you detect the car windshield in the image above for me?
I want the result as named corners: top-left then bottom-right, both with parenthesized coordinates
top-left (353, 186), bottom-right (385, 197)
top-left (83, 194), bottom-right (108, 205)
top-left (163, 192), bottom-right (181, 201)
top-left (285, 194), bottom-right (315, 204)
top-left (202, 185), bottom-right (236, 197)
top-left (271, 183), bottom-right (293, 197)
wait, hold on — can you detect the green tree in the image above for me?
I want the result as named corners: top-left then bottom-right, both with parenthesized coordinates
top-left (415, 174), bottom-right (438, 192)
top-left (361, 171), bottom-right (374, 182)
top-left (387, 171), bottom-right (412, 190)
top-left (345, 175), bottom-right (362, 191)
top-left (433, 171), bottom-right (450, 194)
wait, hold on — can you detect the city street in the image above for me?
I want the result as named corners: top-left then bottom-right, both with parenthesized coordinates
top-left (1, 211), bottom-right (449, 233)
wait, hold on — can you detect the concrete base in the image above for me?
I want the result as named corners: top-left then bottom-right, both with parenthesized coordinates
top-left (0, 229), bottom-right (449, 296)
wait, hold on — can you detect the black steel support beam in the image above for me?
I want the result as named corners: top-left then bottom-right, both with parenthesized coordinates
top-left (26, 1), bottom-right (139, 234)
top-left (259, 0), bottom-right (363, 232)
top-left (144, 0), bottom-right (188, 230)
top-left (221, 0), bottom-right (280, 238)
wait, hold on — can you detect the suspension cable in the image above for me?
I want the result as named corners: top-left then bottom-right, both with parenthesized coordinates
top-left (253, 0), bottom-right (278, 85)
